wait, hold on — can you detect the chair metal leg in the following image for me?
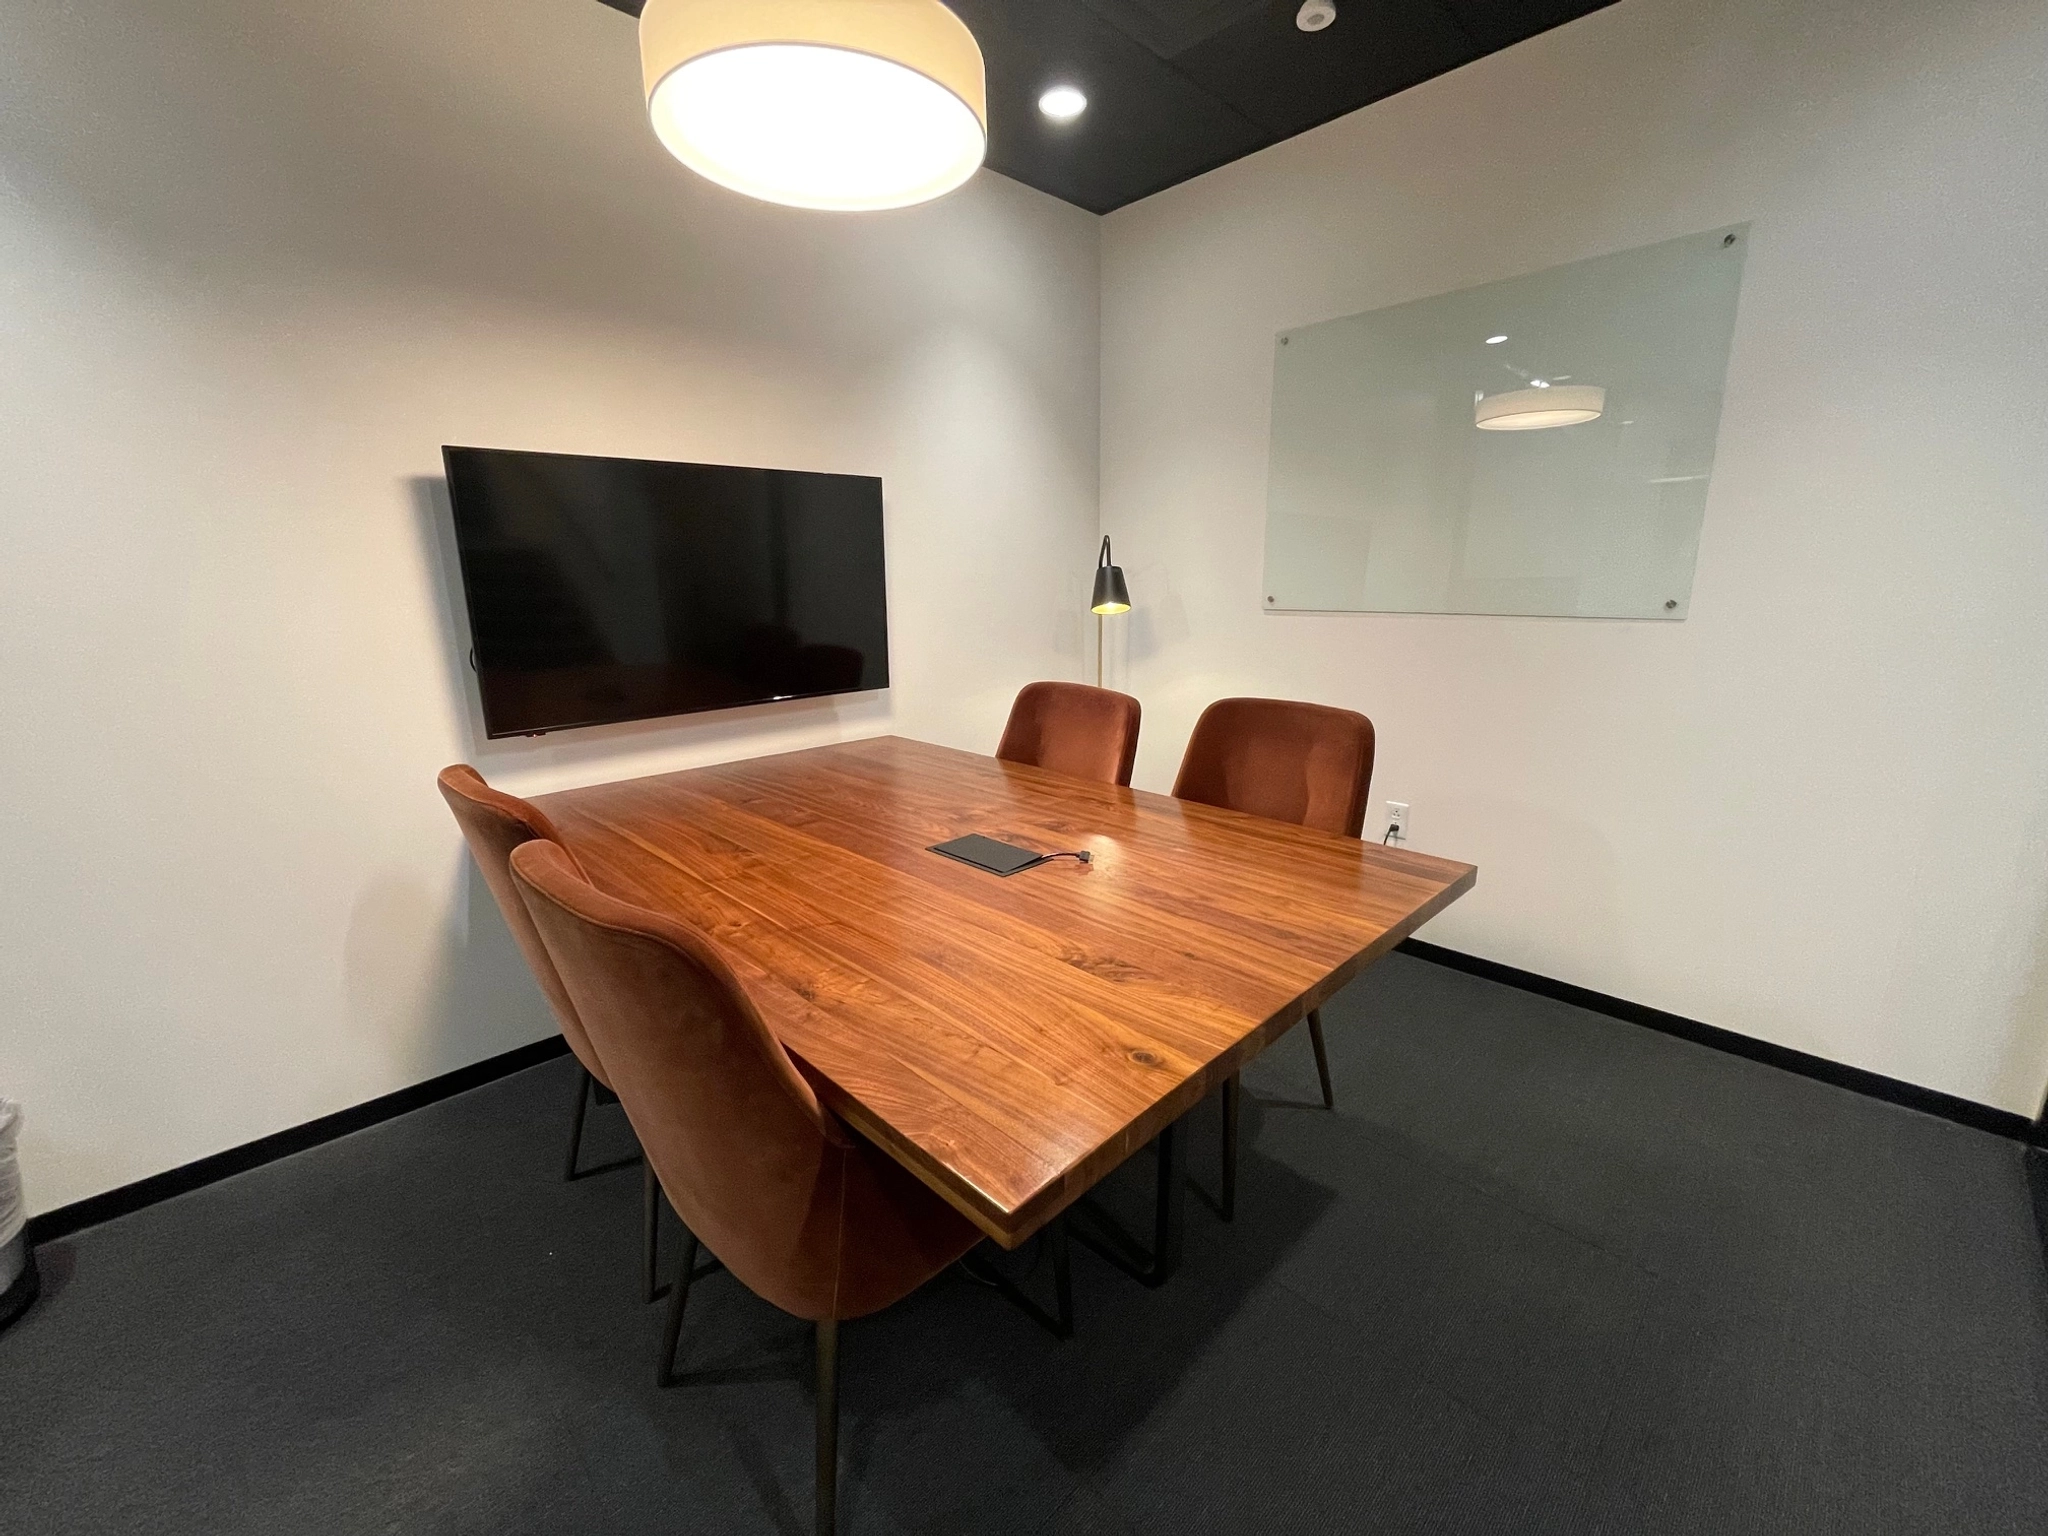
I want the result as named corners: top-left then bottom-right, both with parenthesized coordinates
top-left (1220, 1072), bottom-right (1239, 1222)
top-left (1308, 1009), bottom-right (1335, 1110)
top-left (655, 1229), bottom-right (700, 1388)
top-left (652, 1220), bottom-right (724, 1388)
top-left (642, 1160), bottom-right (661, 1304)
top-left (562, 1065), bottom-right (592, 1181)
top-left (965, 1217), bottom-right (1074, 1339)
top-left (815, 1318), bottom-right (840, 1536)
top-left (1069, 1117), bottom-right (1187, 1287)
top-left (563, 1065), bottom-right (643, 1183)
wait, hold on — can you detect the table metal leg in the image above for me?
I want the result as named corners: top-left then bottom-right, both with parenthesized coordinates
top-left (964, 1218), bottom-right (1074, 1338)
top-left (1220, 1073), bottom-right (1239, 1222)
top-left (1069, 1117), bottom-right (1187, 1287)
top-left (1308, 1008), bottom-right (1335, 1110)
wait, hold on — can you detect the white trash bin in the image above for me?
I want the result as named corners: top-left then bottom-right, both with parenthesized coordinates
top-left (0, 1098), bottom-right (37, 1330)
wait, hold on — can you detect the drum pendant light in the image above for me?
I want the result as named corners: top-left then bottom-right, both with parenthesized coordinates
top-left (639, 0), bottom-right (988, 212)
top-left (1475, 384), bottom-right (1607, 431)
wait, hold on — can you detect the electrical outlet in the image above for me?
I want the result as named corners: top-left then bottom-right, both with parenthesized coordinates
top-left (1385, 802), bottom-right (1410, 841)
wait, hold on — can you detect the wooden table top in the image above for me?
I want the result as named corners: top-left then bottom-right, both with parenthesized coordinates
top-left (536, 736), bottom-right (1476, 1247)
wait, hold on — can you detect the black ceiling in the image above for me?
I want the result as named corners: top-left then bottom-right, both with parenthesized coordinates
top-left (595, 0), bottom-right (1619, 214)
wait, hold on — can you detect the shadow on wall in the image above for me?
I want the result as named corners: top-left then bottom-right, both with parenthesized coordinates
top-left (342, 850), bottom-right (557, 1087)
top-left (1419, 794), bottom-right (1623, 959)
top-left (411, 475), bottom-right (488, 748)
top-left (1126, 559), bottom-right (1191, 669)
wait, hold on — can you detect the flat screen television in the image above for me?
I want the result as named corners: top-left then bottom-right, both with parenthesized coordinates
top-left (443, 446), bottom-right (890, 738)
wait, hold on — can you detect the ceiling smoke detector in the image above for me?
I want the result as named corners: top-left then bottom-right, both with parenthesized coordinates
top-left (1296, 1), bottom-right (1336, 32)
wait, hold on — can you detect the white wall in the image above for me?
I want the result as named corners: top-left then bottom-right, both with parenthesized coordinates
top-left (1100, 0), bottom-right (2048, 1114)
top-left (0, 0), bottom-right (1100, 1213)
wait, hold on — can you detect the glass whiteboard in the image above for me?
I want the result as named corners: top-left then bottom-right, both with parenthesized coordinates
top-left (1263, 226), bottom-right (1749, 619)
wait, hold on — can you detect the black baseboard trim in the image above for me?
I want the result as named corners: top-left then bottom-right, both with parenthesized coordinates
top-left (1395, 938), bottom-right (2038, 1144)
top-left (25, 1036), bottom-right (571, 1247)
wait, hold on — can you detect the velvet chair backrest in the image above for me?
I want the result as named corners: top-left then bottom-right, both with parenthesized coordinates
top-left (1171, 698), bottom-right (1376, 839)
top-left (996, 682), bottom-right (1143, 787)
top-left (508, 840), bottom-right (977, 1321)
top-left (436, 764), bottom-right (609, 1089)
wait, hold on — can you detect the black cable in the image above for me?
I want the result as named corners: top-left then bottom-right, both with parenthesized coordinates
top-left (1025, 850), bottom-right (1093, 870)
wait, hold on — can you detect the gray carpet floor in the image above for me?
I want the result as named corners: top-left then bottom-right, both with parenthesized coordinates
top-left (5, 952), bottom-right (2046, 1533)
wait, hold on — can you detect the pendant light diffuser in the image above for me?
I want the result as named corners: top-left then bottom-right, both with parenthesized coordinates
top-left (640, 0), bottom-right (988, 212)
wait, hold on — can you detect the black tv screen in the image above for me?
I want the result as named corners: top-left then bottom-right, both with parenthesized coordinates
top-left (443, 447), bottom-right (890, 738)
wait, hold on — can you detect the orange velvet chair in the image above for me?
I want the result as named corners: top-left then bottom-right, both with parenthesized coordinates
top-left (508, 839), bottom-right (981, 1536)
top-left (1171, 697), bottom-right (1375, 840)
top-left (996, 681), bottom-right (1142, 787)
top-left (1171, 699), bottom-right (1375, 1217)
top-left (437, 766), bottom-right (661, 1298)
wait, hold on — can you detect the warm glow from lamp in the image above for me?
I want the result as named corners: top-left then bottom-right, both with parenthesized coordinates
top-left (1475, 384), bottom-right (1606, 430)
top-left (640, 0), bottom-right (987, 212)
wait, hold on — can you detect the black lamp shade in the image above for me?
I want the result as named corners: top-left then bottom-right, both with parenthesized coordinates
top-left (1091, 536), bottom-right (1131, 614)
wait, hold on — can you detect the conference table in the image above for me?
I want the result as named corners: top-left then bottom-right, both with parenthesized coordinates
top-left (536, 735), bottom-right (1476, 1278)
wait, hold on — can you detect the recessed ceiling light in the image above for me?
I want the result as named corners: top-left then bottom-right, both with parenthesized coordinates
top-left (1039, 84), bottom-right (1087, 122)
top-left (1296, 0), bottom-right (1337, 32)
top-left (1485, 334), bottom-right (1507, 344)
top-left (639, 0), bottom-right (988, 212)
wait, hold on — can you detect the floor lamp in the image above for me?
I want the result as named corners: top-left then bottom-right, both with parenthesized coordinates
top-left (1091, 536), bottom-right (1130, 687)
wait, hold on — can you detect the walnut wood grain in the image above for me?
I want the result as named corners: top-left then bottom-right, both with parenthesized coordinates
top-left (536, 736), bottom-right (1476, 1247)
